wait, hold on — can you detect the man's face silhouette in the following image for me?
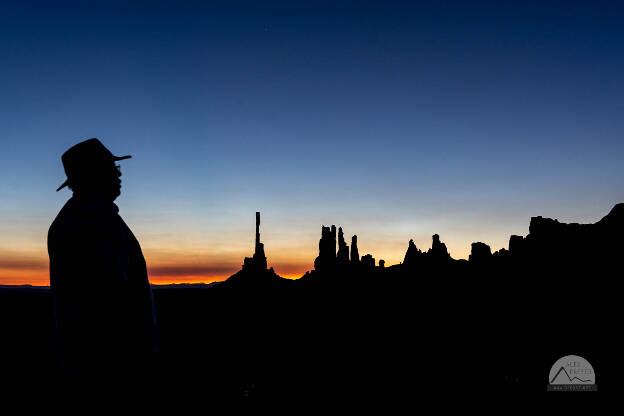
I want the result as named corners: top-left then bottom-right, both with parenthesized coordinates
top-left (103, 163), bottom-right (122, 201)
top-left (110, 163), bottom-right (122, 201)
top-left (72, 162), bottom-right (122, 201)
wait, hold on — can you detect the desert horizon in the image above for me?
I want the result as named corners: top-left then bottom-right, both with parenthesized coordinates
top-left (2, 202), bottom-right (620, 287)
top-left (2, 202), bottom-right (620, 286)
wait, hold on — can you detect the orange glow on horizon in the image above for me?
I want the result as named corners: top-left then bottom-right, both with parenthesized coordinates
top-left (0, 264), bottom-right (310, 286)
top-left (0, 227), bottom-right (480, 287)
top-left (148, 275), bottom-right (227, 285)
top-left (0, 269), bottom-right (50, 286)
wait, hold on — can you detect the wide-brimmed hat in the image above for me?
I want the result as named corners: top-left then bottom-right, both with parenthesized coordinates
top-left (56, 138), bottom-right (132, 191)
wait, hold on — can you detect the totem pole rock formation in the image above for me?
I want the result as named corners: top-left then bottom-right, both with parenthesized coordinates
top-left (243, 211), bottom-right (267, 271)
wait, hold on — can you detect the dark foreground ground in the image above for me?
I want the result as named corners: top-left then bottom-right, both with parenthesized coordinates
top-left (0, 269), bottom-right (616, 405)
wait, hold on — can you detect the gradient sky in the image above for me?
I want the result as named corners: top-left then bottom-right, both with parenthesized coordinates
top-left (1, 1), bottom-right (623, 285)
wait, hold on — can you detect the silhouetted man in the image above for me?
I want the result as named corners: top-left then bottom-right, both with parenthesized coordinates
top-left (48, 138), bottom-right (158, 381)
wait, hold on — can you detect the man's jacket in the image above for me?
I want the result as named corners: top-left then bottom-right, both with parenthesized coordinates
top-left (48, 194), bottom-right (158, 374)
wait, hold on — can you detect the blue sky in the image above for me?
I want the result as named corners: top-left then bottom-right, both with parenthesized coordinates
top-left (1, 1), bottom-right (623, 283)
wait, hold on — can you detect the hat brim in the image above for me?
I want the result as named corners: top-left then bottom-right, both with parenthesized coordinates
top-left (56, 180), bottom-right (69, 192)
top-left (56, 154), bottom-right (132, 191)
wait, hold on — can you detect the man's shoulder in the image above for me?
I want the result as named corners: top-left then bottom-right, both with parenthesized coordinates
top-left (49, 198), bottom-right (102, 237)
top-left (49, 199), bottom-right (78, 238)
